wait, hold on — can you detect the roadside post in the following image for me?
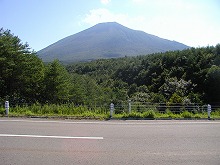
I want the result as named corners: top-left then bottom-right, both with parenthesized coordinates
top-left (5, 101), bottom-right (9, 116)
top-left (207, 104), bottom-right (211, 120)
top-left (110, 103), bottom-right (114, 118)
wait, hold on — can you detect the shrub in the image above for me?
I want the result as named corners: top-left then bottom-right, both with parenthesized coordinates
top-left (165, 109), bottom-right (178, 118)
top-left (0, 107), bottom-right (5, 115)
top-left (143, 110), bottom-right (156, 119)
top-left (194, 114), bottom-right (201, 119)
top-left (25, 110), bottom-right (33, 116)
top-left (127, 112), bottom-right (142, 118)
top-left (211, 109), bottom-right (220, 118)
top-left (181, 111), bottom-right (192, 118)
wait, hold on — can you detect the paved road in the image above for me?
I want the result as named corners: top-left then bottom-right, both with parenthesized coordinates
top-left (0, 118), bottom-right (220, 165)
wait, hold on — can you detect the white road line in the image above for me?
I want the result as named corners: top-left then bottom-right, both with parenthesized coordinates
top-left (0, 119), bottom-right (108, 125)
top-left (0, 119), bottom-right (102, 124)
top-left (0, 134), bottom-right (103, 140)
top-left (0, 119), bottom-right (220, 125)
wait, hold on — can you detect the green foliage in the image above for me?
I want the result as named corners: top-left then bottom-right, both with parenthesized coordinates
top-left (160, 77), bottom-right (193, 99)
top-left (165, 109), bottom-right (178, 118)
top-left (204, 65), bottom-right (220, 103)
top-left (119, 109), bottom-right (156, 119)
top-left (8, 103), bottom-right (108, 119)
top-left (0, 28), bottom-right (45, 103)
top-left (150, 93), bottom-right (166, 103)
top-left (0, 28), bottom-right (220, 107)
top-left (0, 106), bottom-right (5, 115)
top-left (42, 60), bottom-right (71, 103)
top-left (212, 109), bottom-right (220, 118)
top-left (142, 110), bottom-right (156, 119)
top-left (168, 93), bottom-right (182, 104)
top-left (2, 103), bottom-right (220, 119)
top-left (67, 45), bottom-right (220, 104)
top-left (181, 111), bottom-right (192, 118)
top-left (123, 112), bottom-right (143, 118)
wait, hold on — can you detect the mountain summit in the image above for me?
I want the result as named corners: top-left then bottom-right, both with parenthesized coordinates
top-left (38, 22), bottom-right (189, 62)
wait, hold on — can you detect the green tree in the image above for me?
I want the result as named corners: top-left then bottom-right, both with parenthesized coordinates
top-left (0, 28), bottom-right (45, 103)
top-left (43, 60), bottom-right (71, 103)
top-left (160, 77), bottom-right (193, 99)
top-left (69, 73), bottom-right (86, 105)
top-left (168, 92), bottom-right (182, 104)
top-left (204, 65), bottom-right (220, 103)
top-left (214, 44), bottom-right (220, 65)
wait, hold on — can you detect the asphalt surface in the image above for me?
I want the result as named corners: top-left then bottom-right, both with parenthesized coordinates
top-left (0, 118), bottom-right (220, 165)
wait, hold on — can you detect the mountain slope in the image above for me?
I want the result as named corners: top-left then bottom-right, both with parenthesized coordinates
top-left (38, 22), bottom-right (189, 62)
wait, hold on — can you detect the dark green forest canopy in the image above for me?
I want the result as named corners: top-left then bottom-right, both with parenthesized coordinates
top-left (1, 28), bottom-right (220, 105)
top-left (0, 28), bottom-right (45, 103)
top-left (0, 29), bottom-right (71, 104)
top-left (67, 45), bottom-right (220, 104)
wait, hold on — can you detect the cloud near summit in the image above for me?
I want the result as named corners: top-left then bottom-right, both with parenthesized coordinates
top-left (100, 0), bottom-right (111, 5)
top-left (81, 0), bottom-right (220, 47)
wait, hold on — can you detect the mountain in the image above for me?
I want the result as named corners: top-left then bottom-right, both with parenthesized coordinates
top-left (37, 22), bottom-right (189, 62)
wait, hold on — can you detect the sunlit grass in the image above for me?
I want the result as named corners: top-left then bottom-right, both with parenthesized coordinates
top-left (0, 104), bottom-right (219, 120)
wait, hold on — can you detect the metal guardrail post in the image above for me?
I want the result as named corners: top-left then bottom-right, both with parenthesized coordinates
top-left (207, 104), bottom-right (211, 120)
top-left (5, 101), bottom-right (9, 116)
top-left (110, 103), bottom-right (114, 118)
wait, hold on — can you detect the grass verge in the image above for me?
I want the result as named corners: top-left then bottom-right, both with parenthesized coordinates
top-left (0, 104), bottom-right (219, 120)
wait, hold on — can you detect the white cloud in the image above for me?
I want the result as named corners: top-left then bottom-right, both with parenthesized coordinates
top-left (82, 8), bottom-right (128, 26)
top-left (132, 0), bottom-right (145, 3)
top-left (82, 8), bottom-right (147, 28)
top-left (100, 0), bottom-right (111, 5)
top-left (82, 2), bottom-right (220, 47)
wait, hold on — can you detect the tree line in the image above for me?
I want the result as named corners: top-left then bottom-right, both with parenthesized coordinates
top-left (67, 44), bottom-right (220, 105)
top-left (1, 28), bottom-right (220, 106)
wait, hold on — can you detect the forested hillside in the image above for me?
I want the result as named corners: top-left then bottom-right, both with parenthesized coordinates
top-left (1, 28), bottom-right (220, 106)
top-left (67, 45), bottom-right (220, 105)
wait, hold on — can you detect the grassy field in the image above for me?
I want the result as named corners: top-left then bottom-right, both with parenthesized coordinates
top-left (0, 103), bottom-right (220, 120)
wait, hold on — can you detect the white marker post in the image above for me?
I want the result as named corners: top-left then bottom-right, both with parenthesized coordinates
top-left (207, 104), bottom-right (211, 120)
top-left (5, 101), bottom-right (9, 116)
top-left (110, 103), bottom-right (114, 118)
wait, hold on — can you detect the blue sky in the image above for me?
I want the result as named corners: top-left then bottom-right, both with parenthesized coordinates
top-left (1, 0), bottom-right (219, 51)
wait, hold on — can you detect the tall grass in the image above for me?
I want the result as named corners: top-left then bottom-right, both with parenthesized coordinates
top-left (4, 103), bottom-right (108, 119)
top-left (0, 104), bottom-right (220, 120)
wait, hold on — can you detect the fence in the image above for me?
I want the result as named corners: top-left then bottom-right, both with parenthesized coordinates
top-left (112, 101), bottom-right (220, 114)
top-left (1, 101), bottom-right (220, 117)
